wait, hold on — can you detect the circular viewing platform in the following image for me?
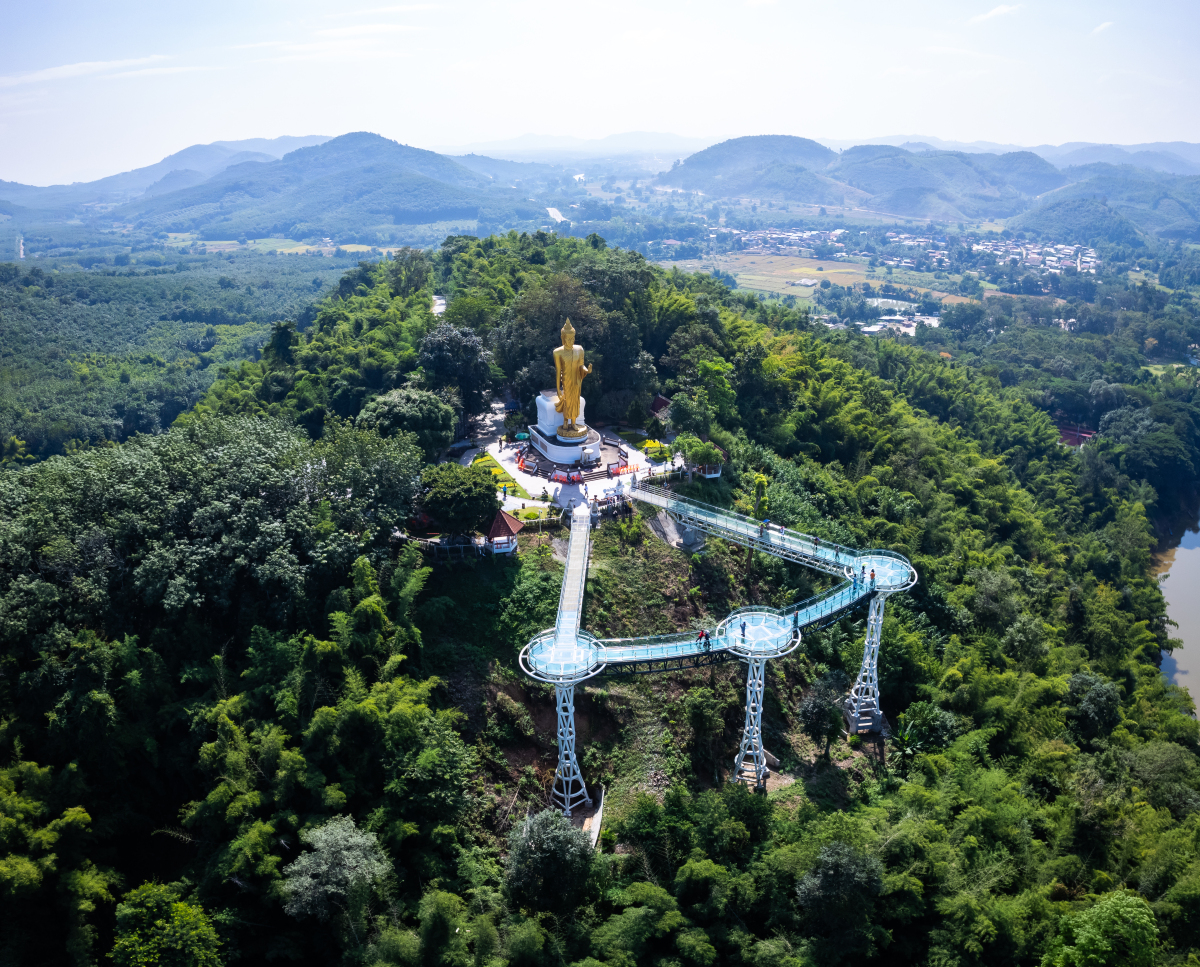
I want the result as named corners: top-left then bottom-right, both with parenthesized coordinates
top-left (853, 554), bottom-right (917, 592)
top-left (520, 630), bottom-right (606, 684)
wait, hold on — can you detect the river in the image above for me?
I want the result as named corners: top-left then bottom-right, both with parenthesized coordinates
top-left (1158, 517), bottom-right (1200, 698)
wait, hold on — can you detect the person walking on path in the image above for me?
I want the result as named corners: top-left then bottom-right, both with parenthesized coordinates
top-left (741, 620), bottom-right (747, 640)
top-left (870, 568), bottom-right (876, 588)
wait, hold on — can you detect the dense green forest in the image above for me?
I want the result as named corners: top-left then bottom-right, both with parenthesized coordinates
top-left (4, 230), bottom-right (1200, 967)
top-left (0, 250), bottom-right (359, 460)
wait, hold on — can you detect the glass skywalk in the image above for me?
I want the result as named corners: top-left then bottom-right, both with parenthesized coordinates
top-left (517, 477), bottom-right (917, 811)
top-left (521, 485), bottom-right (916, 684)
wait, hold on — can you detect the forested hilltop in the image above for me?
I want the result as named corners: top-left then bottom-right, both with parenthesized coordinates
top-left (3, 231), bottom-right (1200, 967)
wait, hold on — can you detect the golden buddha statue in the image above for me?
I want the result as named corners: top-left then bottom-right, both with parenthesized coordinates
top-left (553, 319), bottom-right (592, 438)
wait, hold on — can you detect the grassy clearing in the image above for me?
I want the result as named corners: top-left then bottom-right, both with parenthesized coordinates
top-left (617, 431), bottom-right (670, 462)
top-left (473, 451), bottom-right (533, 499)
top-left (514, 506), bottom-right (553, 521)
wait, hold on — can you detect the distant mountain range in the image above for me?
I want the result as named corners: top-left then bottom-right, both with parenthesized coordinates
top-left (658, 136), bottom-right (1071, 218)
top-left (435, 131), bottom-right (1200, 177)
top-left (2, 130), bottom-right (1198, 249)
top-left (0, 136), bottom-right (332, 208)
top-left (116, 133), bottom-right (553, 242)
top-left (0, 133), bottom-right (550, 245)
top-left (656, 135), bottom-right (1200, 242)
top-left (819, 135), bottom-right (1200, 176)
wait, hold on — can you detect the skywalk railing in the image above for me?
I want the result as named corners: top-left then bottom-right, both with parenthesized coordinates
top-left (601, 630), bottom-right (733, 674)
top-left (554, 509), bottom-right (591, 641)
top-left (632, 482), bottom-right (916, 587)
top-left (633, 484), bottom-right (850, 576)
top-left (600, 630), bottom-right (709, 652)
top-left (717, 581), bottom-right (867, 637)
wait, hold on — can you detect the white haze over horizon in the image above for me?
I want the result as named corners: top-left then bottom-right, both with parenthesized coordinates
top-left (2, 0), bottom-right (1197, 185)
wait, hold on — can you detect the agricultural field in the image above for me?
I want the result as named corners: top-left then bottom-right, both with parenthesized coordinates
top-left (164, 233), bottom-right (382, 255)
top-left (663, 252), bottom-right (967, 303)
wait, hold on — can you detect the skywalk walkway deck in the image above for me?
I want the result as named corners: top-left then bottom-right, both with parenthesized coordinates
top-left (518, 479), bottom-right (917, 813)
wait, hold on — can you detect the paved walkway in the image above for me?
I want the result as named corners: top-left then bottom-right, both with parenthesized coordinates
top-left (460, 402), bottom-right (672, 511)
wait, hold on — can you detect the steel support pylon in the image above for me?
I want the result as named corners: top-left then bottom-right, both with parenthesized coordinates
top-left (844, 593), bottom-right (888, 734)
top-left (552, 685), bottom-right (591, 816)
top-left (732, 658), bottom-right (768, 787)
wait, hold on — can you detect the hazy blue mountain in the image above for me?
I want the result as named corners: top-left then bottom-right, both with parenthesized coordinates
top-left (0, 145), bottom-right (271, 207)
top-left (657, 136), bottom-right (838, 195)
top-left (820, 135), bottom-right (1034, 155)
top-left (1049, 145), bottom-right (1200, 175)
top-left (113, 132), bottom-right (540, 242)
top-left (1010, 196), bottom-right (1145, 246)
top-left (0, 136), bottom-right (331, 209)
top-left (659, 139), bottom-right (1060, 219)
top-left (266, 132), bottom-right (486, 188)
top-left (966, 151), bottom-right (1067, 196)
top-left (1124, 141), bottom-right (1200, 165)
top-left (141, 169), bottom-right (211, 198)
top-left (1033, 163), bottom-right (1200, 239)
top-left (825, 148), bottom-right (1064, 218)
top-left (211, 135), bottom-right (331, 157)
top-left (826, 148), bottom-right (1020, 218)
top-left (450, 154), bottom-right (569, 187)
top-left (817, 135), bottom-right (1200, 171)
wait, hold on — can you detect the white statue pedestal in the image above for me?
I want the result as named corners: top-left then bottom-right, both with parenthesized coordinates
top-left (529, 390), bottom-right (599, 465)
top-left (535, 390), bottom-right (585, 437)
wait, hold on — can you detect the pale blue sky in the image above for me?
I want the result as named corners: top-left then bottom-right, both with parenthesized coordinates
top-left (2, 0), bottom-right (1197, 184)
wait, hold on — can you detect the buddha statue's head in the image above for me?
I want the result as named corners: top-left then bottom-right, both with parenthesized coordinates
top-left (560, 319), bottom-right (575, 348)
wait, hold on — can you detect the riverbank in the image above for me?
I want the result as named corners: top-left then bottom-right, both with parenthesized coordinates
top-left (1157, 506), bottom-right (1200, 699)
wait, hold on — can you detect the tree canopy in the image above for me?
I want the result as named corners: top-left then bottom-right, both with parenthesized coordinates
top-left (3, 232), bottom-right (1200, 967)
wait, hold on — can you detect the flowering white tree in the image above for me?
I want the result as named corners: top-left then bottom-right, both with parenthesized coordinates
top-left (282, 815), bottom-right (391, 943)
